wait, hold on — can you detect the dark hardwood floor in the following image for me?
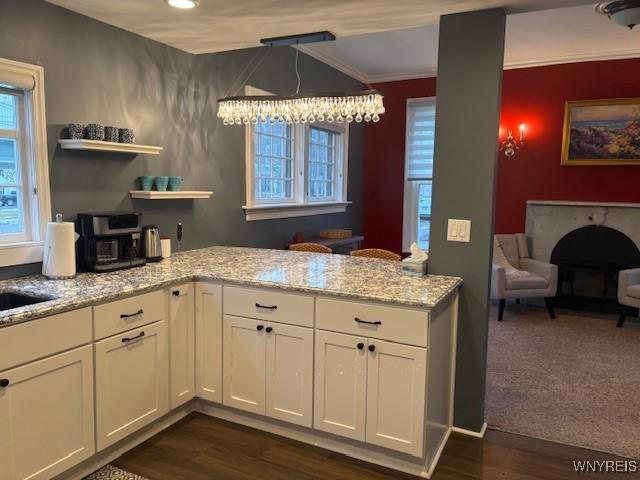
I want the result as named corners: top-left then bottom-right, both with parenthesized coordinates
top-left (114, 413), bottom-right (631, 479)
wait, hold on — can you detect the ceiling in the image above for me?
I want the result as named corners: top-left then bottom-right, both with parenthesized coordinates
top-left (301, 4), bottom-right (640, 83)
top-left (46, 0), bottom-right (592, 54)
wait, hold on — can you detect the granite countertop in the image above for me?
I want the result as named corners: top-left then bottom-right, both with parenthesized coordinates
top-left (0, 246), bottom-right (462, 329)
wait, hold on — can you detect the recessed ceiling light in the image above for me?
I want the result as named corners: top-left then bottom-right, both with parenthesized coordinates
top-left (166, 0), bottom-right (199, 9)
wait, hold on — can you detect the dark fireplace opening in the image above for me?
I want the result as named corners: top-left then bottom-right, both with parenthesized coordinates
top-left (550, 226), bottom-right (640, 313)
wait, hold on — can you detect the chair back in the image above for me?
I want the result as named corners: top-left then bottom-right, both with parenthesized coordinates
top-left (494, 233), bottom-right (529, 268)
top-left (289, 243), bottom-right (332, 254)
top-left (350, 248), bottom-right (401, 261)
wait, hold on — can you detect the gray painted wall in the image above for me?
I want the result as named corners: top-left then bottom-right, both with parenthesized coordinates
top-left (428, 9), bottom-right (505, 431)
top-left (0, 0), bottom-right (364, 278)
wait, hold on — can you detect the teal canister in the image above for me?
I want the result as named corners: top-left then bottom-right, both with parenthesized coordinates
top-left (168, 176), bottom-right (184, 191)
top-left (155, 176), bottom-right (169, 191)
top-left (139, 176), bottom-right (154, 191)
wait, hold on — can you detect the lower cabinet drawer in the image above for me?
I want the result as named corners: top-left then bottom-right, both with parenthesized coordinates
top-left (94, 321), bottom-right (169, 451)
top-left (0, 307), bottom-right (92, 371)
top-left (316, 297), bottom-right (429, 347)
top-left (94, 290), bottom-right (167, 341)
top-left (223, 285), bottom-right (314, 327)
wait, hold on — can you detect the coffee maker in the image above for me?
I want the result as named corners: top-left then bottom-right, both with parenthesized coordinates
top-left (75, 212), bottom-right (146, 272)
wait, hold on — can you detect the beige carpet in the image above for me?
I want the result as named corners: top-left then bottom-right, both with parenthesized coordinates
top-left (486, 303), bottom-right (640, 460)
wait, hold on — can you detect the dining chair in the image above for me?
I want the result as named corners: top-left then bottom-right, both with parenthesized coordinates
top-left (289, 243), bottom-right (333, 253)
top-left (350, 248), bottom-right (401, 261)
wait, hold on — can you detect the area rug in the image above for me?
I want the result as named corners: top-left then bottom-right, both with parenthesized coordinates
top-left (84, 464), bottom-right (148, 480)
top-left (486, 304), bottom-right (640, 460)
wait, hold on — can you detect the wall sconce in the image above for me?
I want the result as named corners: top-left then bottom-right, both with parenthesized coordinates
top-left (500, 124), bottom-right (526, 157)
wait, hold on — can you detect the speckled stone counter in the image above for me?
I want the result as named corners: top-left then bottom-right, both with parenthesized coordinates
top-left (0, 246), bottom-right (462, 328)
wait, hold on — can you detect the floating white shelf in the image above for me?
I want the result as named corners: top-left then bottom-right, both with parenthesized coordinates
top-left (58, 139), bottom-right (163, 155)
top-left (130, 190), bottom-right (213, 200)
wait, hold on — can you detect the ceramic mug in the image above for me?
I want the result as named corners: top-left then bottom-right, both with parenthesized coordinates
top-left (139, 176), bottom-right (154, 191)
top-left (118, 128), bottom-right (135, 144)
top-left (85, 123), bottom-right (105, 141)
top-left (68, 123), bottom-right (84, 139)
top-left (168, 176), bottom-right (184, 191)
top-left (155, 176), bottom-right (169, 191)
top-left (104, 126), bottom-right (119, 143)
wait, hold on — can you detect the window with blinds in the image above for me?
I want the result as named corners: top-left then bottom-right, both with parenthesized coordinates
top-left (403, 98), bottom-right (436, 252)
top-left (0, 56), bottom-right (51, 267)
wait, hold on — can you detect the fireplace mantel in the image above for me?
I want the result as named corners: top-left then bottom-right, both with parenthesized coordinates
top-left (525, 200), bottom-right (640, 262)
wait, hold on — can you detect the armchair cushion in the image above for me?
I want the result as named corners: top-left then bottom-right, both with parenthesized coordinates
top-left (495, 234), bottom-right (520, 269)
top-left (506, 273), bottom-right (548, 291)
top-left (626, 284), bottom-right (640, 299)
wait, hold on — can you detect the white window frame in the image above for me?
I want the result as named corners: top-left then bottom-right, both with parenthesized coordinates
top-left (402, 97), bottom-right (435, 253)
top-left (243, 86), bottom-right (350, 221)
top-left (0, 58), bottom-right (52, 266)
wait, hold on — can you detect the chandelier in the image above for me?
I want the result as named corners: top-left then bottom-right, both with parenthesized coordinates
top-left (217, 32), bottom-right (385, 126)
top-left (218, 90), bottom-right (384, 125)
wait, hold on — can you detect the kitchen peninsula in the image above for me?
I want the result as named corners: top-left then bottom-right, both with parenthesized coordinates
top-left (0, 247), bottom-right (460, 480)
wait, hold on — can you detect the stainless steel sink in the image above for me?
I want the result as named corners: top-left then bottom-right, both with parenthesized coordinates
top-left (0, 292), bottom-right (50, 311)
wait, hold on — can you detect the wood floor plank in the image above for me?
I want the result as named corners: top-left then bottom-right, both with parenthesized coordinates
top-left (114, 413), bottom-right (633, 480)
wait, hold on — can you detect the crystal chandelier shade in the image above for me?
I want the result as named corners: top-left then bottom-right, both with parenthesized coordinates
top-left (217, 90), bottom-right (385, 125)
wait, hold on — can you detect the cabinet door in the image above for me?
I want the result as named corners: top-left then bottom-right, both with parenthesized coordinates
top-left (169, 283), bottom-right (195, 409)
top-left (0, 345), bottom-right (94, 480)
top-left (265, 323), bottom-right (313, 427)
top-left (366, 339), bottom-right (427, 457)
top-left (195, 282), bottom-right (223, 403)
top-left (95, 321), bottom-right (169, 451)
top-left (223, 315), bottom-right (266, 415)
top-left (313, 330), bottom-right (366, 441)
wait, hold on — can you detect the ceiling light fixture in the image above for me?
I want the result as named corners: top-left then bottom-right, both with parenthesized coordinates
top-left (166, 0), bottom-right (199, 9)
top-left (595, 1), bottom-right (640, 29)
top-left (217, 31), bottom-right (385, 126)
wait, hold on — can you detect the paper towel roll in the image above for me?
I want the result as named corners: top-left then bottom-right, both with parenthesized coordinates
top-left (42, 220), bottom-right (77, 279)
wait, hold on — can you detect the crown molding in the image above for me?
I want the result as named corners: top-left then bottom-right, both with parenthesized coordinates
top-left (366, 69), bottom-right (438, 84)
top-left (503, 48), bottom-right (640, 70)
top-left (297, 44), bottom-right (370, 84)
top-left (301, 43), bottom-right (640, 85)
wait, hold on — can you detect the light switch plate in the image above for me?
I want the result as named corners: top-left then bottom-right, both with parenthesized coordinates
top-left (447, 219), bottom-right (471, 242)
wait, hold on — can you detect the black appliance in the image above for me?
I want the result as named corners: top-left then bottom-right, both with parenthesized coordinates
top-left (75, 212), bottom-right (146, 272)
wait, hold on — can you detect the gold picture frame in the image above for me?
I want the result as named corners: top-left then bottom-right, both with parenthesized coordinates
top-left (561, 97), bottom-right (640, 166)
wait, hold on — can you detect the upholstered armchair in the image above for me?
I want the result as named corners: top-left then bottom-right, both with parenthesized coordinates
top-left (617, 268), bottom-right (640, 327)
top-left (491, 233), bottom-right (558, 322)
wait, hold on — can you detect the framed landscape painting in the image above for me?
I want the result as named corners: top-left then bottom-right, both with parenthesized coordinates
top-left (561, 98), bottom-right (640, 166)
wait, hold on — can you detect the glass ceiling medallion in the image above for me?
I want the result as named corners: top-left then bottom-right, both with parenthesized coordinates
top-left (217, 32), bottom-right (385, 126)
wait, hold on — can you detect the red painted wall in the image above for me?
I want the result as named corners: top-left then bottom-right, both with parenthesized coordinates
top-left (363, 78), bottom-right (437, 252)
top-left (363, 59), bottom-right (640, 252)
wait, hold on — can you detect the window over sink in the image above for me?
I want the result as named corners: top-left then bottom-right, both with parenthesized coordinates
top-left (0, 57), bottom-right (51, 266)
top-left (243, 86), bottom-right (349, 221)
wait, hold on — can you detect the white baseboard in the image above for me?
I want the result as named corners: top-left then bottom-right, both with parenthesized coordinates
top-left (451, 422), bottom-right (488, 439)
top-left (426, 427), bottom-right (452, 479)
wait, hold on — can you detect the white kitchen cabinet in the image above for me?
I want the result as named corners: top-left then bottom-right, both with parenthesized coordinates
top-left (314, 330), bottom-right (428, 457)
top-left (195, 282), bottom-right (223, 403)
top-left (94, 321), bottom-right (169, 451)
top-left (222, 315), bottom-right (266, 415)
top-left (0, 345), bottom-right (94, 480)
top-left (265, 322), bottom-right (313, 427)
top-left (313, 330), bottom-right (367, 441)
top-left (366, 339), bottom-right (427, 457)
top-left (169, 283), bottom-right (195, 409)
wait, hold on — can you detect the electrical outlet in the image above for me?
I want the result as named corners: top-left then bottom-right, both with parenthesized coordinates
top-left (447, 219), bottom-right (471, 242)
